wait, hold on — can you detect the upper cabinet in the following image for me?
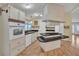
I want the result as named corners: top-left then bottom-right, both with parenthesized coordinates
top-left (32, 20), bottom-right (38, 26)
top-left (43, 4), bottom-right (65, 22)
top-left (32, 20), bottom-right (39, 30)
top-left (9, 6), bottom-right (18, 19)
top-left (19, 11), bottom-right (25, 21)
top-left (8, 5), bottom-right (25, 21)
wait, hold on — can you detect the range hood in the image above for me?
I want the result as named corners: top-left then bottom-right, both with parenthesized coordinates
top-left (43, 4), bottom-right (65, 22)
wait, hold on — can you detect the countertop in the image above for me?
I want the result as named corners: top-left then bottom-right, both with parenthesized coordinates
top-left (72, 33), bottom-right (79, 36)
top-left (25, 30), bottom-right (38, 35)
top-left (37, 33), bottom-right (69, 42)
top-left (40, 33), bottom-right (62, 36)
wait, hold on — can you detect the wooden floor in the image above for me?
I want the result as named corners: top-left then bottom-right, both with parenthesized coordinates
top-left (18, 38), bottom-right (79, 56)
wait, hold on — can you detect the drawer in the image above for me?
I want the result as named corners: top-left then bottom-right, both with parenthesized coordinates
top-left (16, 44), bottom-right (26, 54)
top-left (10, 37), bottom-right (26, 49)
top-left (10, 43), bottom-right (26, 56)
top-left (16, 37), bottom-right (26, 46)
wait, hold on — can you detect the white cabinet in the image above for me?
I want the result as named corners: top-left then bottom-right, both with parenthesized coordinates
top-left (31, 33), bottom-right (35, 43)
top-left (8, 6), bottom-right (14, 18)
top-left (25, 34), bottom-right (32, 47)
top-left (34, 32), bottom-right (38, 41)
top-left (9, 6), bottom-right (19, 19)
top-left (19, 11), bottom-right (25, 21)
top-left (25, 32), bottom-right (38, 48)
top-left (55, 23), bottom-right (64, 34)
top-left (39, 20), bottom-right (46, 33)
top-left (10, 36), bottom-right (26, 55)
top-left (10, 43), bottom-right (25, 56)
top-left (31, 32), bottom-right (37, 43)
top-left (59, 23), bottom-right (64, 34)
top-left (8, 6), bottom-right (25, 21)
top-left (55, 25), bottom-right (60, 33)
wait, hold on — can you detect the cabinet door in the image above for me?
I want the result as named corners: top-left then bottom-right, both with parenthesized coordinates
top-left (31, 33), bottom-right (35, 43)
top-left (34, 32), bottom-right (38, 41)
top-left (10, 37), bottom-right (26, 55)
top-left (16, 44), bottom-right (26, 55)
top-left (31, 33), bottom-right (37, 43)
top-left (28, 34), bottom-right (32, 45)
top-left (32, 20), bottom-right (38, 26)
top-left (55, 25), bottom-right (60, 32)
top-left (9, 6), bottom-right (15, 19)
top-left (25, 34), bottom-right (32, 47)
top-left (25, 35), bottom-right (28, 47)
top-left (9, 6), bottom-right (19, 19)
top-left (15, 8), bottom-right (19, 20)
top-left (10, 44), bottom-right (25, 56)
top-left (19, 11), bottom-right (25, 21)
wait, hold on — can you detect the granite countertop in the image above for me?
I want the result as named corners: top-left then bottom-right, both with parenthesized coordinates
top-left (40, 33), bottom-right (62, 36)
top-left (25, 30), bottom-right (38, 35)
top-left (37, 33), bottom-right (69, 42)
top-left (46, 30), bottom-right (55, 31)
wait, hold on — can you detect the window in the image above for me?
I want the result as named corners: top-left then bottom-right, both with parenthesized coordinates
top-left (25, 21), bottom-right (32, 30)
top-left (28, 23), bottom-right (32, 30)
top-left (72, 24), bottom-right (74, 33)
top-left (76, 24), bottom-right (79, 32)
top-left (73, 24), bottom-right (79, 33)
top-left (25, 23), bottom-right (28, 30)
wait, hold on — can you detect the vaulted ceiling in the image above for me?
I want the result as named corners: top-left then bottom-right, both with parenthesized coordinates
top-left (10, 3), bottom-right (46, 16)
top-left (59, 3), bottom-right (79, 12)
top-left (1, 3), bottom-right (79, 22)
top-left (59, 3), bottom-right (79, 22)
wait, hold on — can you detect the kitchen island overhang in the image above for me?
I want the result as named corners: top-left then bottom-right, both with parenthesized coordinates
top-left (37, 33), bottom-right (69, 52)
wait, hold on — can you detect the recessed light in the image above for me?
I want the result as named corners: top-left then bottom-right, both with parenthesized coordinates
top-left (40, 14), bottom-right (43, 17)
top-left (33, 13), bottom-right (39, 16)
top-left (24, 4), bottom-right (32, 9)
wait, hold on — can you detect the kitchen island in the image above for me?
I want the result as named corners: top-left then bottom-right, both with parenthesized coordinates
top-left (37, 33), bottom-right (69, 52)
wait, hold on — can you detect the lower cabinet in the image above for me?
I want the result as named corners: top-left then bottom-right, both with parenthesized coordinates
top-left (25, 34), bottom-right (32, 47)
top-left (10, 32), bottom-right (38, 55)
top-left (34, 32), bottom-right (38, 41)
top-left (10, 43), bottom-right (25, 55)
top-left (25, 32), bottom-right (38, 48)
top-left (31, 33), bottom-right (35, 43)
top-left (10, 36), bottom-right (26, 56)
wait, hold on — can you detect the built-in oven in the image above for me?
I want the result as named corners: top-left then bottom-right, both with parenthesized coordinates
top-left (9, 21), bottom-right (25, 40)
top-left (13, 28), bottom-right (23, 35)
